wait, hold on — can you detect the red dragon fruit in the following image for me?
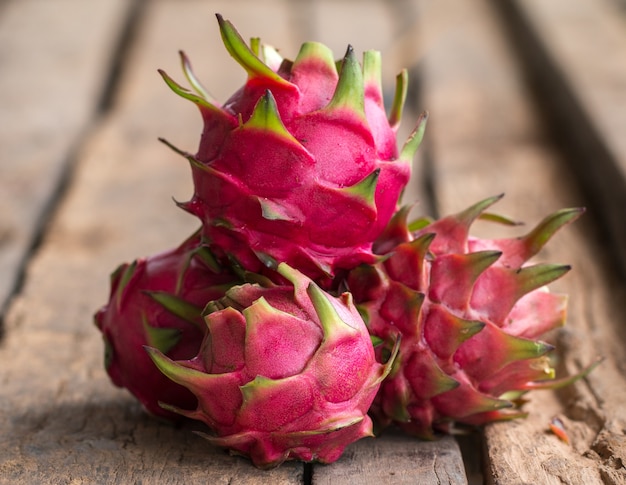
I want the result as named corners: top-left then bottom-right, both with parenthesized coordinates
top-left (94, 230), bottom-right (239, 419)
top-left (146, 263), bottom-right (396, 468)
top-left (159, 15), bottom-right (427, 281)
top-left (345, 195), bottom-right (592, 437)
top-left (92, 11), bottom-right (595, 471)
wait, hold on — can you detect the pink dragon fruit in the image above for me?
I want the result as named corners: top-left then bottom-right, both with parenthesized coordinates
top-left (159, 15), bottom-right (427, 281)
top-left (94, 230), bottom-right (238, 419)
top-left (146, 263), bottom-right (396, 468)
top-left (345, 195), bottom-right (590, 437)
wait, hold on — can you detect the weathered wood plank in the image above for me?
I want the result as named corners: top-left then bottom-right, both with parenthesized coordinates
top-left (313, 432), bottom-right (467, 485)
top-left (418, 0), bottom-right (626, 483)
top-left (0, 0), bottom-right (132, 319)
top-left (0, 1), bottom-right (302, 483)
top-left (492, 0), bottom-right (626, 277)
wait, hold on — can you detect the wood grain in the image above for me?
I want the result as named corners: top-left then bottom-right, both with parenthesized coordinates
top-left (313, 432), bottom-right (467, 485)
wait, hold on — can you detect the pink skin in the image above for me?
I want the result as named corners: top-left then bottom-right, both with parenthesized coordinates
top-left (94, 231), bottom-right (237, 419)
top-left (177, 36), bottom-right (410, 281)
top-left (347, 198), bottom-right (579, 437)
top-left (148, 264), bottom-right (391, 468)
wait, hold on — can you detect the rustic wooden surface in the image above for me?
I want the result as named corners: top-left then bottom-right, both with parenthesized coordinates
top-left (312, 433), bottom-right (467, 484)
top-left (1, 0), bottom-right (625, 484)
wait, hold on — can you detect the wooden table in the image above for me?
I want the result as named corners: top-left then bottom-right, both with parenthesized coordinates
top-left (1, 0), bottom-right (625, 483)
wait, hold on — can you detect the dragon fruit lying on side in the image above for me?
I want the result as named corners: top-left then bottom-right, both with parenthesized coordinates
top-left (146, 263), bottom-right (396, 468)
top-left (94, 230), bottom-right (239, 419)
top-left (345, 195), bottom-right (588, 438)
top-left (159, 14), bottom-right (427, 281)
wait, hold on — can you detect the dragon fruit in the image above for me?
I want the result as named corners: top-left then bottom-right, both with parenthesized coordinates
top-left (345, 195), bottom-right (586, 438)
top-left (92, 10), bottom-right (593, 471)
top-left (146, 263), bottom-right (396, 468)
top-left (94, 230), bottom-right (238, 419)
top-left (159, 15), bottom-right (427, 281)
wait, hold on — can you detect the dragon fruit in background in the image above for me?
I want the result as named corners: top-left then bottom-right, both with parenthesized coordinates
top-left (345, 195), bottom-right (589, 437)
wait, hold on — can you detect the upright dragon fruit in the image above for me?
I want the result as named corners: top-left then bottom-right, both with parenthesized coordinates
top-left (159, 14), bottom-right (427, 281)
top-left (146, 263), bottom-right (396, 468)
top-left (345, 195), bottom-right (586, 437)
top-left (94, 230), bottom-right (239, 419)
